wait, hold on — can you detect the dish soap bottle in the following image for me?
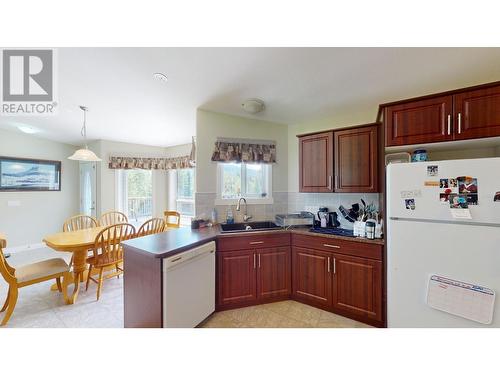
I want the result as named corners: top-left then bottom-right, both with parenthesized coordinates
top-left (226, 207), bottom-right (234, 224)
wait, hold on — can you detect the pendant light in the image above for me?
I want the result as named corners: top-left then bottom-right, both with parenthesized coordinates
top-left (68, 106), bottom-right (102, 162)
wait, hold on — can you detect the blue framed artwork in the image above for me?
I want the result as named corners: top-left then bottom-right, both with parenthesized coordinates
top-left (0, 156), bottom-right (61, 191)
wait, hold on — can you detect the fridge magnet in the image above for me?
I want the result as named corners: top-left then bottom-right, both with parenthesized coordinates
top-left (449, 178), bottom-right (458, 188)
top-left (466, 194), bottom-right (478, 205)
top-left (449, 194), bottom-right (468, 209)
top-left (439, 188), bottom-right (452, 203)
top-left (427, 165), bottom-right (438, 176)
top-left (457, 176), bottom-right (478, 194)
top-left (494, 192), bottom-right (500, 202)
top-left (405, 199), bottom-right (416, 210)
top-left (439, 179), bottom-right (449, 188)
top-left (424, 180), bottom-right (440, 187)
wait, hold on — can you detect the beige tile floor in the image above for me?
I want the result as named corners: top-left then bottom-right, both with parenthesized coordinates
top-left (0, 247), bottom-right (124, 328)
top-left (1, 247), bottom-right (372, 328)
top-left (200, 301), bottom-right (372, 328)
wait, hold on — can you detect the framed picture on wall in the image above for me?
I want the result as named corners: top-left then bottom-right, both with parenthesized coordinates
top-left (0, 156), bottom-right (61, 191)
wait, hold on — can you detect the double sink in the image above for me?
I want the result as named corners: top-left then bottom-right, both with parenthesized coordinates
top-left (219, 221), bottom-right (281, 233)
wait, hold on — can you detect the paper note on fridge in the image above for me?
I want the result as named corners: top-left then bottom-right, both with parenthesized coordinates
top-left (427, 275), bottom-right (495, 325)
top-left (400, 189), bottom-right (422, 198)
top-left (450, 208), bottom-right (472, 219)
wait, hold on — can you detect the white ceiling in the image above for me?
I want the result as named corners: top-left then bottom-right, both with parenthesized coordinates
top-left (1, 48), bottom-right (500, 147)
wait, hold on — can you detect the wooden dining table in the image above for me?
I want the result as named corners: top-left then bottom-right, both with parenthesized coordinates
top-left (43, 226), bottom-right (107, 304)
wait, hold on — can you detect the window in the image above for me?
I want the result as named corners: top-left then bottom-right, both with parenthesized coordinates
top-left (176, 168), bottom-right (195, 219)
top-left (216, 163), bottom-right (272, 204)
top-left (117, 169), bottom-right (153, 225)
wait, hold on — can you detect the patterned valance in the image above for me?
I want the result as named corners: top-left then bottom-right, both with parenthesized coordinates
top-left (108, 155), bottom-right (192, 170)
top-left (211, 139), bottom-right (276, 163)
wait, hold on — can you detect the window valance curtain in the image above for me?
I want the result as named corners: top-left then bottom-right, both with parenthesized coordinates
top-left (108, 155), bottom-right (192, 170)
top-left (211, 138), bottom-right (276, 163)
top-left (109, 137), bottom-right (196, 170)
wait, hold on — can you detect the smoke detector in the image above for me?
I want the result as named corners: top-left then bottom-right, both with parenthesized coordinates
top-left (153, 72), bottom-right (168, 83)
top-left (242, 98), bottom-right (265, 114)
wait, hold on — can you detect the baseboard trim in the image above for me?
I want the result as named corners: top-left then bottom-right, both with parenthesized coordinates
top-left (4, 242), bottom-right (46, 254)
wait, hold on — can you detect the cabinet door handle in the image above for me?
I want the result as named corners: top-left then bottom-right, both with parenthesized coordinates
top-left (323, 244), bottom-right (340, 249)
top-left (328, 175), bottom-right (332, 190)
top-left (253, 253), bottom-right (256, 269)
top-left (250, 241), bottom-right (264, 245)
top-left (258, 254), bottom-right (261, 268)
top-left (458, 112), bottom-right (462, 134)
top-left (447, 114), bottom-right (451, 135)
top-left (327, 257), bottom-right (331, 273)
top-left (333, 258), bottom-right (336, 274)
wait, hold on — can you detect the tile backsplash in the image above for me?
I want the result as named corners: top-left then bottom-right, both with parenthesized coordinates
top-left (195, 192), bottom-right (380, 229)
top-left (288, 192), bottom-right (380, 229)
top-left (195, 192), bottom-right (288, 223)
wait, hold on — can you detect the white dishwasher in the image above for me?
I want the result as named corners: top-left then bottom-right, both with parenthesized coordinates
top-left (162, 241), bottom-right (216, 328)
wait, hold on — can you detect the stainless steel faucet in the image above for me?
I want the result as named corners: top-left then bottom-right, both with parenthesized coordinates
top-left (236, 197), bottom-right (252, 222)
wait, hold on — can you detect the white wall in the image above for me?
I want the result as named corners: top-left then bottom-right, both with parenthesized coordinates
top-left (0, 129), bottom-right (79, 247)
top-left (89, 139), bottom-right (192, 218)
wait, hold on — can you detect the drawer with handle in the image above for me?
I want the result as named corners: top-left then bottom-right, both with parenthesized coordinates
top-left (217, 232), bottom-right (290, 251)
top-left (291, 233), bottom-right (382, 260)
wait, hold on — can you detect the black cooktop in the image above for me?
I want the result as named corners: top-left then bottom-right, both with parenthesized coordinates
top-left (309, 227), bottom-right (355, 237)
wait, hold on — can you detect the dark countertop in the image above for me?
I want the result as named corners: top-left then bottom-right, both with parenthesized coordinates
top-left (123, 224), bottom-right (384, 258)
top-left (122, 226), bottom-right (219, 258)
top-left (289, 227), bottom-right (385, 246)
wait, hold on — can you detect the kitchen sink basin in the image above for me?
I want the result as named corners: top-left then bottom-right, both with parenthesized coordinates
top-left (220, 221), bottom-right (282, 233)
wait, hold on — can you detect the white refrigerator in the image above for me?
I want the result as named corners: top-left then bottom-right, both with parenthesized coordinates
top-left (387, 157), bottom-right (500, 327)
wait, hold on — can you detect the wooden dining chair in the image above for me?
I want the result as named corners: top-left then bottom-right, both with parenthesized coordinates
top-left (0, 242), bottom-right (70, 326)
top-left (98, 211), bottom-right (128, 227)
top-left (137, 218), bottom-right (166, 237)
top-left (164, 211), bottom-right (181, 228)
top-left (86, 223), bottom-right (136, 300)
top-left (63, 214), bottom-right (98, 232)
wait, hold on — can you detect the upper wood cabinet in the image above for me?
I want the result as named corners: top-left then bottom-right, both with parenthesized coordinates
top-left (298, 125), bottom-right (379, 193)
top-left (384, 81), bottom-right (500, 147)
top-left (298, 131), bottom-right (334, 192)
top-left (334, 125), bottom-right (378, 193)
top-left (454, 85), bottom-right (500, 141)
top-left (384, 95), bottom-right (453, 147)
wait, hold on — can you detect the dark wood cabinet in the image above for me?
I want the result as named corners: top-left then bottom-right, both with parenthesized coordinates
top-left (217, 232), bottom-right (385, 326)
top-left (383, 81), bottom-right (500, 147)
top-left (298, 125), bottom-right (380, 194)
top-left (384, 95), bottom-right (453, 147)
top-left (292, 246), bottom-right (332, 308)
top-left (217, 249), bottom-right (257, 306)
top-left (454, 85), bottom-right (500, 141)
top-left (334, 125), bottom-right (378, 193)
top-left (216, 235), bottom-right (290, 310)
top-left (257, 247), bottom-right (291, 300)
top-left (298, 131), bottom-right (334, 192)
top-left (332, 253), bottom-right (383, 322)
